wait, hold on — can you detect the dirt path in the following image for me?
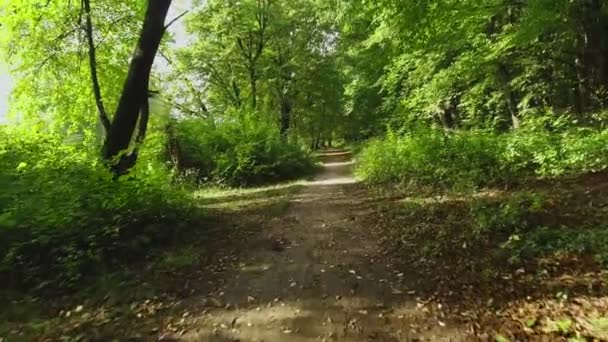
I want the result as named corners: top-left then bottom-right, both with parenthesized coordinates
top-left (185, 150), bottom-right (468, 341)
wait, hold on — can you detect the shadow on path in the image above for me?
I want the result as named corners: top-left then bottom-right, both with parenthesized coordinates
top-left (182, 150), bottom-right (469, 341)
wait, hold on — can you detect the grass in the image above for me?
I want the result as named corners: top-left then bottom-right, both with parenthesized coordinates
top-left (156, 246), bottom-right (205, 271)
top-left (194, 180), bottom-right (307, 212)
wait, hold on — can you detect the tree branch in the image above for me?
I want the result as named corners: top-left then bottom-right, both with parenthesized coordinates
top-left (159, 50), bottom-right (210, 114)
top-left (164, 10), bottom-right (189, 30)
top-left (83, 0), bottom-right (110, 133)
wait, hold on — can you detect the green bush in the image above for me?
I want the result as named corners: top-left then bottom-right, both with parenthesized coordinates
top-left (0, 127), bottom-right (194, 292)
top-left (470, 192), bottom-right (546, 237)
top-left (501, 225), bottom-right (608, 266)
top-left (173, 116), bottom-right (317, 186)
top-left (355, 128), bottom-right (505, 188)
top-left (356, 126), bottom-right (608, 188)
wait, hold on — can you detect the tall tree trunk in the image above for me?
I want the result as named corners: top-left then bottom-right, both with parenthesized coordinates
top-left (602, 6), bottom-right (608, 90)
top-left (83, 0), bottom-right (111, 133)
top-left (280, 98), bottom-right (291, 136)
top-left (572, 0), bottom-right (605, 112)
top-left (250, 68), bottom-right (257, 109)
top-left (588, 0), bottom-right (607, 87)
top-left (232, 79), bottom-right (242, 108)
top-left (498, 63), bottom-right (521, 129)
top-left (102, 0), bottom-right (172, 173)
top-left (314, 133), bottom-right (321, 150)
top-left (574, 54), bottom-right (588, 114)
top-left (166, 119), bottom-right (183, 170)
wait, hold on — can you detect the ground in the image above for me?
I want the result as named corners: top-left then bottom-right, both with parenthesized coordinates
top-left (182, 149), bottom-right (467, 341)
top-left (3, 149), bottom-right (608, 341)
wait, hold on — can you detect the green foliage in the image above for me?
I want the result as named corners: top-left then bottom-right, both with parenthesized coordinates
top-left (503, 226), bottom-right (608, 266)
top-left (385, 185), bottom-right (608, 271)
top-left (0, 0), bottom-right (144, 131)
top-left (336, 0), bottom-right (608, 136)
top-left (471, 192), bottom-right (545, 237)
top-left (174, 0), bottom-right (344, 146)
top-left (356, 126), bottom-right (608, 188)
top-left (355, 127), bottom-right (505, 188)
top-left (0, 127), bottom-right (194, 291)
top-left (173, 116), bottom-right (317, 186)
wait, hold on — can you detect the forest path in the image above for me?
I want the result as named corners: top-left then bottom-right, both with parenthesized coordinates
top-left (186, 150), bottom-right (467, 341)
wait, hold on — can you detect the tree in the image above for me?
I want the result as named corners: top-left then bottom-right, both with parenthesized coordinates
top-left (0, 0), bottom-right (144, 134)
top-left (181, 0), bottom-right (270, 113)
top-left (179, 0), bottom-right (342, 143)
top-left (101, 0), bottom-right (173, 173)
top-left (335, 0), bottom-right (608, 132)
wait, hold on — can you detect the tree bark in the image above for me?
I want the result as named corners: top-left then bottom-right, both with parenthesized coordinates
top-left (313, 133), bottom-right (321, 150)
top-left (571, 0), bottom-right (606, 112)
top-left (102, 0), bottom-right (172, 173)
top-left (574, 54), bottom-right (588, 114)
top-left (439, 95), bottom-right (458, 131)
top-left (280, 97), bottom-right (291, 136)
top-left (83, 0), bottom-right (110, 133)
top-left (250, 68), bottom-right (257, 109)
top-left (136, 88), bottom-right (151, 144)
top-left (498, 63), bottom-right (521, 129)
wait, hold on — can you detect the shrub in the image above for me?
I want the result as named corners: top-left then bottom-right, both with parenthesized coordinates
top-left (0, 127), bottom-right (194, 292)
top-left (356, 126), bottom-right (608, 188)
top-left (471, 192), bottom-right (546, 237)
top-left (173, 116), bottom-right (317, 186)
top-left (355, 127), bottom-right (505, 188)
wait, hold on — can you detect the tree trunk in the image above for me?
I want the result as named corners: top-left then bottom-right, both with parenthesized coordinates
top-left (102, 0), bottom-right (172, 173)
top-left (83, 0), bottom-right (111, 134)
top-left (572, 0), bottom-right (605, 112)
top-left (313, 133), bottom-right (321, 150)
top-left (250, 68), bottom-right (257, 109)
top-left (232, 79), bottom-right (242, 108)
top-left (280, 98), bottom-right (291, 136)
top-left (166, 120), bottom-right (182, 170)
top-left (439, 96), bottom-right (458, 131)
top-left (497, 63), bottom-right (521, 129)
top-left (574, 54), bottom-right (588, 114)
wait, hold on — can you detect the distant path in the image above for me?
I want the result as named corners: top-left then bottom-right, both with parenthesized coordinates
top-left (186, 149), bottom-right (466, 341)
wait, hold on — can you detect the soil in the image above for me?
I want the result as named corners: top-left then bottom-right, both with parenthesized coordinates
top-left (182, 149), bottom-right (469, 341)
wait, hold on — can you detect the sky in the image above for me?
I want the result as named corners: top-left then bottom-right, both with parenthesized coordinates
top-left (0, 0), bottom-right (193, 121)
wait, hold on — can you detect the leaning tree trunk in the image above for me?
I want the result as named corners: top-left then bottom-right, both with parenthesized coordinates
top-left (102, 0), bottom-right (172, 174)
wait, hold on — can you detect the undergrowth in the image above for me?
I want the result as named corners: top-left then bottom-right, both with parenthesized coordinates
top-left (0, 127), bottom-right (197, 294)
top-left (356, 126), bottom-right (608, 189)
top-left (379, 186), bottom-right (608, 278)
top-left (173, 116), bottom-right (317, 186)
top-left (0, 114), bottom-right (318, 295)
top-left (360, 124), bottom-right (608, 290)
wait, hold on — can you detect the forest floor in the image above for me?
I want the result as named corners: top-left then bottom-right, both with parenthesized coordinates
top-left (180, 149), bottom-right (468, 341)
top-left (3, 150), bottom-right (608, 341)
